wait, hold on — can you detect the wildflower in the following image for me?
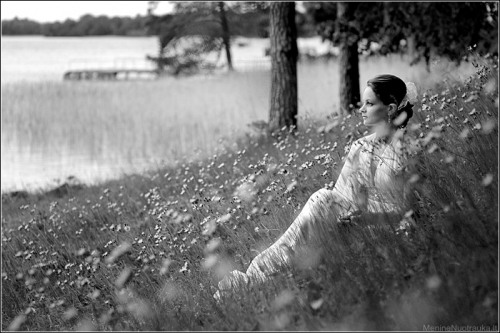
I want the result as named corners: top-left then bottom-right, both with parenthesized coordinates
top-left (427, 144), bottom-right (439, 154)
top-left (272, 289), bottom-right (295, 310)
top-left (324, 120), bottom-right (340, 133)
top-left (459, 129), bottom-right (470, 139)
top-left (310, 298), bottom-right (324, 310)
top-left (426, 275), bottom-right (442, 291)
top-left (105, 242), bottom-right (132, 264)
top-left (202, 254), bottom-right (218, 270)
top-left (234, 182), bottom-right (256, 202)
top-left (89, 290), bottom-right (100, 299)
top-left (219, 213), bottom-right (232, 223)
top-left (160, 259), bottom-right (173, 275)
top-left (482, 174), bottom-right (494, 187)
top-left (484, 78), bottom-right (497, 93)
top-left (444, 155), bottom-right (455, 163)
top-left (115, 267), bottom-right (133, 289)
top-left (465, 95), bottom-right (478, 103)
top-left (285, 180), bottom-right (298, 194)
top-left (63, 307), bottom-right (78, 321)
top-left (481, 120), bottom-right (496, 134)
top-left (205, 238), bottom-right (221, 253)
top-left (202, 219), bottom-right (217, 236)
top-left (8, 314), bottom-right (26, 331)
top-left (75, 318), bottom-right (96, 331)
top-left (179, 261), bottom-right (189, 273)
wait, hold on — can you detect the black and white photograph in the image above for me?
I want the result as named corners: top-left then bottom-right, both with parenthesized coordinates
top-left (1, 1), bottom-right (498, 331)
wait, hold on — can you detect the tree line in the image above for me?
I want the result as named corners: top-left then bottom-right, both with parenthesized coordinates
top-left (1, 15), bottom-right (151, 36)
top-left (0, 7), bottom-right (314, 38)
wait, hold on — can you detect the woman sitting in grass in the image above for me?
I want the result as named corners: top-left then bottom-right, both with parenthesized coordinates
top-left (215, 74), bottom-right (418, 299)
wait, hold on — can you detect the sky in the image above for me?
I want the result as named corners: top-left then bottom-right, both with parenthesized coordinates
top-left (1, 1), bottom-right (175, 23)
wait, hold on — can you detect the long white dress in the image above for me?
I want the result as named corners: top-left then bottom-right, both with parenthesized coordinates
top-left (216, 131), bottom-right (408, 293)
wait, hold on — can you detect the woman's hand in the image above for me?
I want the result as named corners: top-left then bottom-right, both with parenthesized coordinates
top-left (337, 209), bottom-right (363, 225)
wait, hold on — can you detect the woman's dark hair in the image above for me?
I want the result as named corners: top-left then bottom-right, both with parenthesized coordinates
top-left (367, 74), bottom-right (414, 128)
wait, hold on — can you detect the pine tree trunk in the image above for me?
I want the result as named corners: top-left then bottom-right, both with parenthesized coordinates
top-left (218, 2), bottom-right (233, 71)
top-left (337, 2), bottom-right (360, 114)
top-left (383, 2), bottom-right (390, 26)
top-left (269, 2), bottom-right (298, 132)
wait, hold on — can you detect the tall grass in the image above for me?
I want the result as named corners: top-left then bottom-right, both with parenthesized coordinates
top-left (1, 54), bottom-right (476, 193)
top-left (1, 52), bottom-right (497, 331)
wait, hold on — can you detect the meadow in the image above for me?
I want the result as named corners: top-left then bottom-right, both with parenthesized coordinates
top-left (1, 52), bottom-right (497, 330)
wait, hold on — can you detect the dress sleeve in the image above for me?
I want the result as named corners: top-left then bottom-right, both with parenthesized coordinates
top-left (330, 139), bottom-right (363, 215)
top-left (367, 139), bottom-right (410, 213)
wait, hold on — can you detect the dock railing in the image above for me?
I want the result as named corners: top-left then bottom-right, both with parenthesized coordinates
top-left (64, 57), bottom-right (159, 81)
top-left (63, 57), bottom-right (272, 80)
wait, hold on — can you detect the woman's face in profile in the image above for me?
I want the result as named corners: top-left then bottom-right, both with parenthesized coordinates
top-left (359, 87), bottom-right (391, 128)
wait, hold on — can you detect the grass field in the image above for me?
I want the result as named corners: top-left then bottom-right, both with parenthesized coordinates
top-left (1, 52), bottom-right (497, 330)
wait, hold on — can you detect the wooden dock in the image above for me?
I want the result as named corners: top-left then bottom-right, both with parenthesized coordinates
top-left (63, 69), bottom-right (160, 81)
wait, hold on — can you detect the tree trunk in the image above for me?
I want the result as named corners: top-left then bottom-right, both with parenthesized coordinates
top-left (383, 2), bottom-right (390, 26)
top-left (423, 46), bottom-right (431, 72)
top-left (269, 2), bottom-right (298, 132)
top-left (218, 2), bottom-right (233, 71)
top-left (337, 2), bottom-right (360, 114)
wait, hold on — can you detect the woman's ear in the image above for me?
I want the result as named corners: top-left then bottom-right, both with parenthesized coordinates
top-left (388, 103), bottom-right (397, 116)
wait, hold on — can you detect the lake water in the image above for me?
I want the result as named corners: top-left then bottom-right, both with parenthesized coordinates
top-left (1, 35), bottom-right (332, 193)
top-left (1, 36), bottom-right (278, 83)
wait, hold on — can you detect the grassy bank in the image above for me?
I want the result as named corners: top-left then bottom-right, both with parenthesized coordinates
top-left (1, 54), bottom-right (497, 330)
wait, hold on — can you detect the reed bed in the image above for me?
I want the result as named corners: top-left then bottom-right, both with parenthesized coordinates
top-left (1, 52), bottom-right (497, 330)
top-left (1, 54), bottom-right (476, 192)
